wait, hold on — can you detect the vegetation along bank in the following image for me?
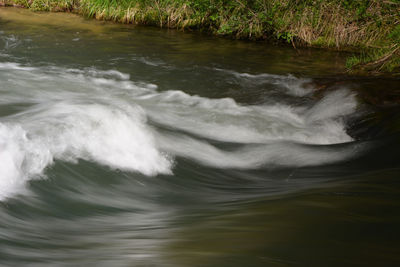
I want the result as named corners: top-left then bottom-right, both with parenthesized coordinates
top-left (1, 0), bottom-right (399, 74)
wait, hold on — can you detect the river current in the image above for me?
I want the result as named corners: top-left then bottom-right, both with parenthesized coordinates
top-left (0, 7), bottom-right (400, 266)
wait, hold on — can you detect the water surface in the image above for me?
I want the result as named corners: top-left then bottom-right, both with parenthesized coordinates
top-left (0, 7), bottom-right (400, 266)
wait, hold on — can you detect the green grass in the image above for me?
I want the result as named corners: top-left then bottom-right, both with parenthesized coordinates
top-left (1, 0), bottom-right (75, 11)
top-left (1, 0), bottom-right (399, 74)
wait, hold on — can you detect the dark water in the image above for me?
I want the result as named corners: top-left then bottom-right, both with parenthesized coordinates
top-left (0, 7), bottom-right (400, 266)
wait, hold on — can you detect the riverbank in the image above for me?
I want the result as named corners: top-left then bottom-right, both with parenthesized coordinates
top-left (1, 0), bottom-right (399, 74)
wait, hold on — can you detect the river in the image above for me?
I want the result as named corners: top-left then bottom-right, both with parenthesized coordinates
top-left (0, 7), bottom-right (400, 266)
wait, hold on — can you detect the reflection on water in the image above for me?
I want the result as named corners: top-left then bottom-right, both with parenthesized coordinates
top-left (0, 7), bottom-right (400, 266)
top-left (167, 169), bottom-right (400, 267)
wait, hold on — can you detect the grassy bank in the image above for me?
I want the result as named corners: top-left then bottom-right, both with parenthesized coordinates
top-left (1, 0), bottom-right (399, 74)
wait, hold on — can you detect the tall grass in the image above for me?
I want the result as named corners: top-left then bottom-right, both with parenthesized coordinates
top-left (0, 0), bottom-right (75, 11)
top-left (1, 0), bottom-right (399, 73)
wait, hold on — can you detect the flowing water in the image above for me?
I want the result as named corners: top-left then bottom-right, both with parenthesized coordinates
top-left (0, 7), bottom-right (400, 267)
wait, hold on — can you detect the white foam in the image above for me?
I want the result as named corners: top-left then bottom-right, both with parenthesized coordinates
top-left (0, 62), bottom-right (360, 200)
top-left (305, 89), bottom-right (357, 122)
top-left (139, 90), bottom-right (353, 145)
top-left (157, 133), bottom-right (356, 169)
top-left (0, 123), bottom-right (52, 199)
top-left (214, 68), bottom-right (312, 96)
top-left (0, 102), bottom-right (172, 200)
top-left (0, 62), bottom-right (36, 71)
top-left (21, 102), bottom-right (171, 171)
top-left (133, 56), bottom-right (166, 67)
top-left (2, 35), bottom-right (21, 50)
top-left (0, 124), bottom-right (28, 199)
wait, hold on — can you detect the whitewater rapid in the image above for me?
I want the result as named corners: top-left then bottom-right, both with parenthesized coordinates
top-left (0, 61), bottom-right (359, 200)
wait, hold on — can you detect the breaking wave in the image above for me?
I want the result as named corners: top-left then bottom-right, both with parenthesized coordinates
top-left (0, 62), bottom-right (360, 199)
